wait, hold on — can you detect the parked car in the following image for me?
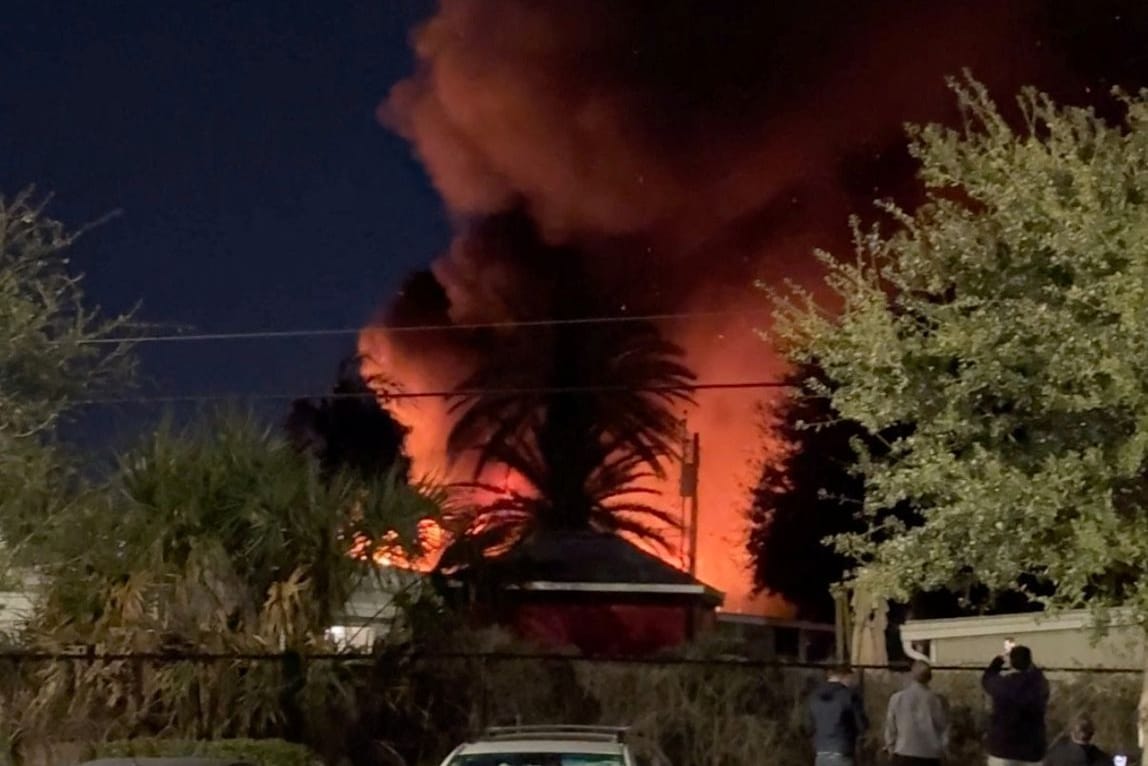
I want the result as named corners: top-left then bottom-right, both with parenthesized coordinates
top-left (437, 725), bottom-right (635, 766)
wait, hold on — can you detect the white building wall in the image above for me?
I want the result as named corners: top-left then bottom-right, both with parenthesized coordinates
top-left (901, 609), bottom-right (1143, 669)
top-left (0, 590), bottom-right (33, 635)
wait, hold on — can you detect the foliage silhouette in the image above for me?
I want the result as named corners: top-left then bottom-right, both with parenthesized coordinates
top-left (441, 213), bottom-right (695, 568)
top-left (286, 355), bottom-right (411, 482)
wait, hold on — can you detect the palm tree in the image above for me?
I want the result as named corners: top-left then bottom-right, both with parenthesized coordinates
top-left (441, 221), bottom-right (696, 560)
top-left (19, 411), bottom-right (443, 742)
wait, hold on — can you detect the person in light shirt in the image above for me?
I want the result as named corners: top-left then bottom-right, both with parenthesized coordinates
top-left (883, 659), bottom-right (948, 766)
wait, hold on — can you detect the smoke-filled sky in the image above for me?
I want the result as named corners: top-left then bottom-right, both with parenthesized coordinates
top-left (4, 0), bottom-right (1148, 610)
top-left (361, 0), bottom-right (1137, 611)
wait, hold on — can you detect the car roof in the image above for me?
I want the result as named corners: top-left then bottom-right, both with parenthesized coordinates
top-left (456, 741), bottom-right (625, 756)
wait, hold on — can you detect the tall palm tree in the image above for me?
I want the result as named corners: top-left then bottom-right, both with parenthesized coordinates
top-left (442, 223), bottom-right (696, 560)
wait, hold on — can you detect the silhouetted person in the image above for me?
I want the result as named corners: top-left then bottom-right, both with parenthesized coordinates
top-left (807, 663), bottom-right (868, 766)
top-left (983, 644), bottom-right (1050, 766)
top-left (884, 660), bottom-right (947, 765)
top-left (1044, 714), bottom-right (1110, 766)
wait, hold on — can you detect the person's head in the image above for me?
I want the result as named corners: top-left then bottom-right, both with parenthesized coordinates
top-left (828, 663), bottom-right (854, 685)
top-left (910, 659), bottom-right (933, 685)
top-left (1070, 713), bottom-right (1095, 745)
top-left (1009, 644), bottom-right (1034, 671)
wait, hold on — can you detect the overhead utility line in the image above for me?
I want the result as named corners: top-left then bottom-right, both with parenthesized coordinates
top-left (78, 380), bottom-right (792, 407)
top-left (81, 309), bottom-right (771, 346)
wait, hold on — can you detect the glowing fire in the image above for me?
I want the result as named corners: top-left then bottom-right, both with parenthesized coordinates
top-left (357, 306), bottom-right (795, 617)
top-left (357, 0), bottom-right (1056, 619)
top-left (350, 518), bottom-right (447, 572)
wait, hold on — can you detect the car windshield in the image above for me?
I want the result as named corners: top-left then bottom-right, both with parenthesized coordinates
top-left (452, 754), bottom-right (623, 766)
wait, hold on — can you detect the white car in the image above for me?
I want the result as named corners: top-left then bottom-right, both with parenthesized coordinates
top-left (437, 725), bottom-right (636, 766)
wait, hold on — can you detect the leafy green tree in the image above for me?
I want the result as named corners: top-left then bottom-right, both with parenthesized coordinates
top-left (0, 188), bottom-right (134, 578)
top-left (18, 412), bottom-right (442, 742)
top-left (0, 188), bottom-right (133, 439)
top-left (745, 369), bottom-right (1046, 624)
top-left (771, 76), bottom-right (1148, 733)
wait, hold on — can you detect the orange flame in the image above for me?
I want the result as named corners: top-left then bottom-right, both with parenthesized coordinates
top-left (357, 308), bottom-right (794, 617)
top-left (350, 518), bottom-right (447, 572)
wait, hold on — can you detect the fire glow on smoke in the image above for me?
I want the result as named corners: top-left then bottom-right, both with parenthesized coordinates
top-left (360, 0), bottom-right (1058, 613)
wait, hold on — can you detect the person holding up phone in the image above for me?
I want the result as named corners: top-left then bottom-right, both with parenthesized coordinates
top-left (982, 642), bottom-right (1050, 766)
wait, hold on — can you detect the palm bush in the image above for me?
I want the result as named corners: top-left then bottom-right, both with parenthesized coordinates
top-left (445, 315), bottom-right (695, 560)
top-left (9, 411), bottom-right (444, 745)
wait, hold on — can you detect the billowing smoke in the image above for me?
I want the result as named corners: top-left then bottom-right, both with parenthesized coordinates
top-left (361, 0), bottom-right (1058, 612)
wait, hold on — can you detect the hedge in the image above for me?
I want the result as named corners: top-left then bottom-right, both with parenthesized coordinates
top-left (88, 739), bottom-right (319, 766)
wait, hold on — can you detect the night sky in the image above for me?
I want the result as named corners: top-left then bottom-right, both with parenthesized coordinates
top-left (1, 0), bottom-right (445, 446)
top-left (3, 0), bottom-right (1148, 467)
top-left (6, 1), bottom-right (1148, 605)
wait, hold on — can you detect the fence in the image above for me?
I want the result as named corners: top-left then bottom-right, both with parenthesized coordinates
top-left (0, 650), bottom-right (1140, 766)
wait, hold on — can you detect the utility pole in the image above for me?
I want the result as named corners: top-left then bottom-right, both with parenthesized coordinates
top-left (679, 424), bottom-right (701, 640)
top-left (678, 421), bottom-right (701, 576)
top-left (677, 416), bottom-right (689, 569)
top-left (687, 432), bottom-right (700, 576)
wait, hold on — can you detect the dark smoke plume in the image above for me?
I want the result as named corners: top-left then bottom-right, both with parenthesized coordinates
top-left (367, 0), bottom-right (1063, 611)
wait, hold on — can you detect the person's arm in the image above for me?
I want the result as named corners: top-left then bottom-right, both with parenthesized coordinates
top-left (929, 692), bottom-right (949, 751)
top-left (982, 655), bottom-right (1007, 695)
top-left (883, 695), bottom-right (898, 754)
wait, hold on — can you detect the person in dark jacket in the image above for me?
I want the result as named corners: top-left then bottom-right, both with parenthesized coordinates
top-left (982, 644), bottom-right (1050, 765)
top-left (807, 663), bottom-right (868, 766)
top-left (1043, 714), bottom-right (1110, 766)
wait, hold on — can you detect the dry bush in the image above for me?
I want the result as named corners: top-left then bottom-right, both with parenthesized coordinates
top-left (573, 660), bottom-right (814, 766)
top-left (5, 652), bottom-right (355, 746)
top-left (409, 645), bottom-right (1143, 766)
top-left (2, 625), bottom-right (1142, 766)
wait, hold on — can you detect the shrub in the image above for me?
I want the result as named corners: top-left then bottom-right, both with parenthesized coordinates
top-left (399, 645), bottom-right (1141, 766)
top-left (1, 629), bottom-right (1141, 766)
top-left (88, 738), bottom-right (319, 766)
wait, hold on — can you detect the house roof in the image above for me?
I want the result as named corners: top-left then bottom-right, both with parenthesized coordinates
top-left (444, 529), bottom-right (724, 606)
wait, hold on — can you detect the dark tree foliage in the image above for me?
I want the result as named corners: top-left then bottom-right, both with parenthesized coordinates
top-left (746, 363), bottom-right (1049, 623)
top-left (441, 213), bottom-right (696, 563)
top-left (286, 355), bottom-right (411, 481)
top-left (746, 364), bottom-right (863, 622)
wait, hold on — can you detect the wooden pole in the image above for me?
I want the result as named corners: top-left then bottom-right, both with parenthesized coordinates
top-left (688, 432), bottom-right (700, 577)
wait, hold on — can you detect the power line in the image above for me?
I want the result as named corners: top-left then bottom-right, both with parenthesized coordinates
top-left (78, 380), bottom-right (791, 407)
top-left (81, 309), bottom-right (771, 346)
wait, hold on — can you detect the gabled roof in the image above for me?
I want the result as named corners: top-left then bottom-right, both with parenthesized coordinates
top-left (444, 529), bottom-right (724, 606)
